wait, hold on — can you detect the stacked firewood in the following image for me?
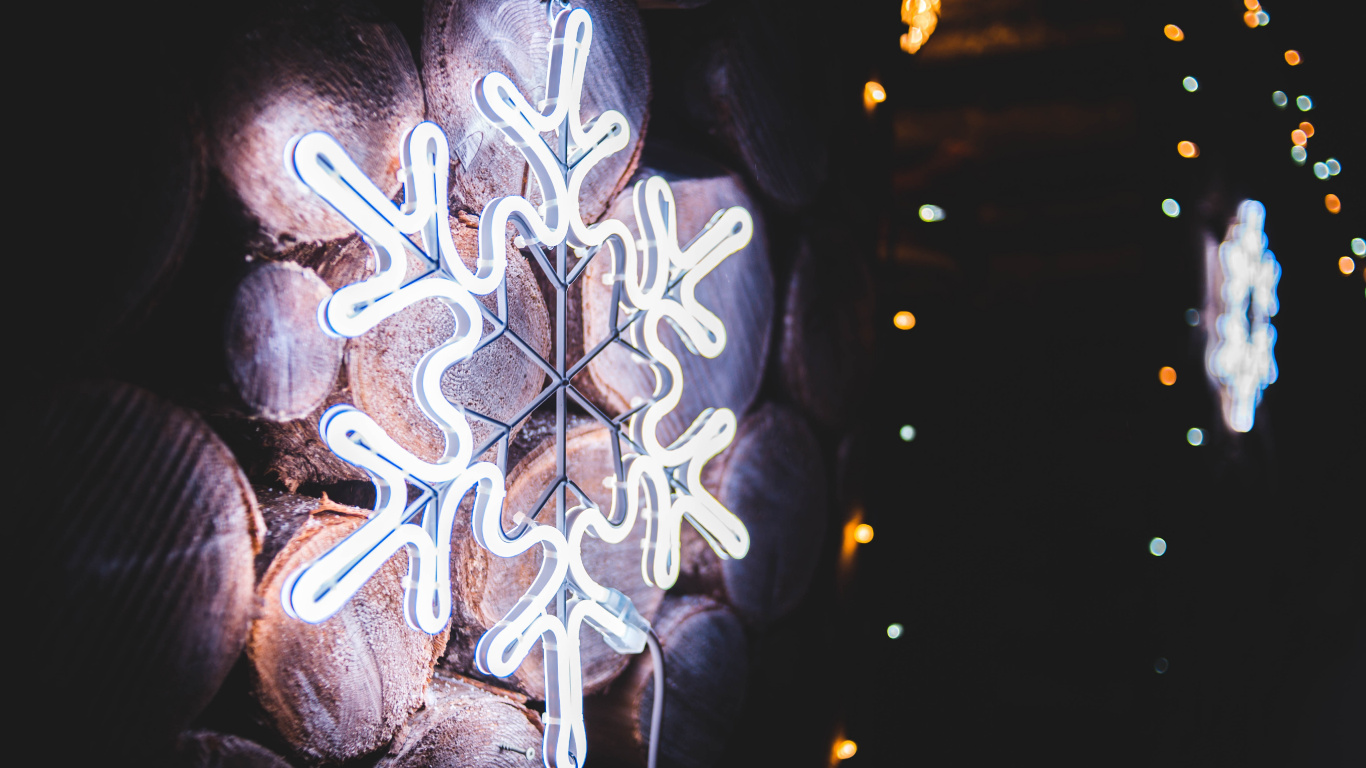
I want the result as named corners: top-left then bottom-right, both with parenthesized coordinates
top-left (22, 1), bottom-right (872, 766)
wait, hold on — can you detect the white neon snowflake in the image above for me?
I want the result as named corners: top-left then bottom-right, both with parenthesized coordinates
top-left (1207, 199), bottom-right (1279, 433)
top-left (280, 9), bottom-right (751, 767)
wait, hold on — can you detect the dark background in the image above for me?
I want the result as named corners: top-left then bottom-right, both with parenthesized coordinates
top-left (713, 1), bottom-right (1363, 766)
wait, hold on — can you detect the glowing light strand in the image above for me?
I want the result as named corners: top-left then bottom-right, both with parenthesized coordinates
top-left (1206, 200), bottom-right (1279, 433)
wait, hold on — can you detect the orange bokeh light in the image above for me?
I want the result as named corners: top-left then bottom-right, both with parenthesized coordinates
top-left (1164, 24), bottom-right (1184, 41)
top-left (1177, 141), bottom-right (1199, 158)
top-left (854, 524), bottom-right (875, 544)
top-left (1284, 50), bottom-right (1301, 66)
top-left (1325, 194), bottom-right (1341, 214)
top-left (1339, 257), bottom-right (1356, 275)
top-left (1291, 130), bottom-right (1307, 146)
top-left (1298, 122), bottom-right (1314, 138)
top-left (893, 310), bottom-right (916, 330)
top-left (835, 740), bottom-right (858, 760)
top-left (1244, 0), bottom-right (1260, 9)
top-left (1243, 11), bottom-right (1259, 28)
top-left (1159, 366), bottom-right (1177, 386)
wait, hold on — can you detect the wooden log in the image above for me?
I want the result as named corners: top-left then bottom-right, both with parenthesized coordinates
top-left (649, 0), bottom-right (828, 211)
top-left (173, 731), bottom-right (292, 768)
top-left (347, 222), bottom-right (552, 465)
top-left (25, 381), bottom-right (263, 758)
top-left (444, 419), bottom-right (666, 698)
top-left (222, 204), bottom-right (550, 491)
top-left (677, 403), bottom-right (827, 627)
top-left (581, 142), bottom-right (774, 448)
top-left (779, 232), bottom-right (876, 431)
top-left (422, 0), bottom-right (650, 225)
top-left (225, 260), bottom-right (344, 422)
top-left (584, 595), bottom-right (748, 768)
top-left (378, 675), bottom-right (544, 768)
top-left (207, 0), bottom-right (424, 250)
top-left (249, 489), bottom-right (449, 763)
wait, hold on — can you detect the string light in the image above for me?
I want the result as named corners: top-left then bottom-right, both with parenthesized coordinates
top-left (1290, 146), bottom-right (1307, 165)
top-left (893, 310), bottom-right (916, 329)
top-left (854, 524), bottom-right (875, 544)
top-left (1325, 159), bottom-right (1341, 176)
top-left (918, 204), bottom-right (946, 221)
top-left (1298, 121), bottom-right (1314, 138)
top-left (1182, 76), bottom-right (1199, 92)
top-left (1186, 428), bottom-right (1204, 446)
top-left (863, 80), bottom-right (886, 113)
top-left (887, 623), bottom-right (905, 639)
top-left (1284, 49), bottom-right (1300, 65)
top-left (1272, 90), bottom-right (1288, 107)
top-left (1352, 238), bottom-right (1365, 257)
top-left (1158, 366), bottom-right (1177, 386)
top-left (899, 424), bottom-right (917, 441)
top-left (1338, 257), bottom-right (1355, 275)
top-left (1325, 194), bottom-right (1341, 213)
top-left (900, 0), bottom-right (940, 54)
top-left (1162, 198), bottom-right (1181, 217)
top-left (1290, 129), bottom-right (1307, 146)
top-left (835, 740), bottom-right (859, 761)
top-left (1313, 162), bottom-right (1330, 180)
top-left (1164, 24), bottom-right (1184, 42)
top-left (1149, 537), bottom-right (1167, 556)
top-left (1296, 94), bottom-right (1313, 111)
top-left (1177, 141), bottom-right (1200, 158)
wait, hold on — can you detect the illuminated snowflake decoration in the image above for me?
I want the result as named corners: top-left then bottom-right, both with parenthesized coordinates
top-left (280, 9), bottom-right (751, 767)
top-left (1206, 200), bottom-right (1280, 433)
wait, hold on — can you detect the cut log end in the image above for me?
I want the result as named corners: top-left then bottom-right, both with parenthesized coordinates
top-left (250, 492), bottom-right (448, 764)
top-left (379, 676), bottom-right (544, 768)
top-left (226, 260), bottom-right (344, 421)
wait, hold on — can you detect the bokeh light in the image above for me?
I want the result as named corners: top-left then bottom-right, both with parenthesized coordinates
top-left (835, 740), bottom-right (858, 761)
top-left (864, 81), bottom-right (886, 103)
top-left (1256, 10), bottom-right (1269, 25)
top-left (893, 310), bottom-right (916, 330)
top-left (1182, 76), bottom-right (1198, 92)
top-left (1299, 121), bottom-right (1314, 138)
top-left (1326, 158), bottom-right (1341, 176)
top-left (1149, 537), bottom-right (1167, 556)
top-left (1164, 24), bottom-right (1183, 41)
top-left (1325, 194), bottom-right (1341, 214)
top-left (1296, 95), bottom-right (1313, 111)
top-left (887, 623), bottom-right (904, 639)
top-left (1162, 198), bottom-right (1181, 217)
top-left (1154, 657), bottom-right (1170, 674)
top-left (1290, 146), bottom-right (1307, 165)
top-left (1185, 308), bottom-right (1200, 326)
top-left (1158, 366), bottom-right (1177, 386)
top-left (1186, 428), bottom-right (1204, 446)
top-left (1339, 257), bottom-right (1356, 275)
top-left (1243, 10), bottom-right (1258, 28)
top-left (1177, 141), bottom-right (1199, 158)
top-left (1272, 90), bottom-right (1288, 107)
top-left (899, 424), bottom-right (917, 442)
top-left (1314, 162), bottom-right (1330, 180)
top-left (1291, 129), bottom-right (1307, 146)
top-left (1284, 50), bottom-right (1301, 66)
top-left (919, 204), bottom-right (946, 221)
top-left (1352, 238), bottom-right (1365, 257)
top-left (854, 524), bottom-right (875, 544)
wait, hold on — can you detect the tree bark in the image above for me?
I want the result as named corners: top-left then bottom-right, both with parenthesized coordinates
top-left (678, 402), bottom-right (827, 627)
top-left (444, 419), bottom-right (665, 699)
top-left (581, 141), bottom-right (773, 448)
top-left (207, 0), bottom-right (424, 250)
top-left (584, 595), bottom-right (748, 768)
top-left (378, 675), bottom-right (545, 768)
top-left (25, 381), bottom-right (263, 760)
top-left (249, 490), bottom-right (448, 764)
top-left (422, 0), bottom-right (650, 224)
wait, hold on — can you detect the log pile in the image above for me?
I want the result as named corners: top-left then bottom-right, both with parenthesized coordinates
top-left (25, 1), bottom-right (868, 765)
